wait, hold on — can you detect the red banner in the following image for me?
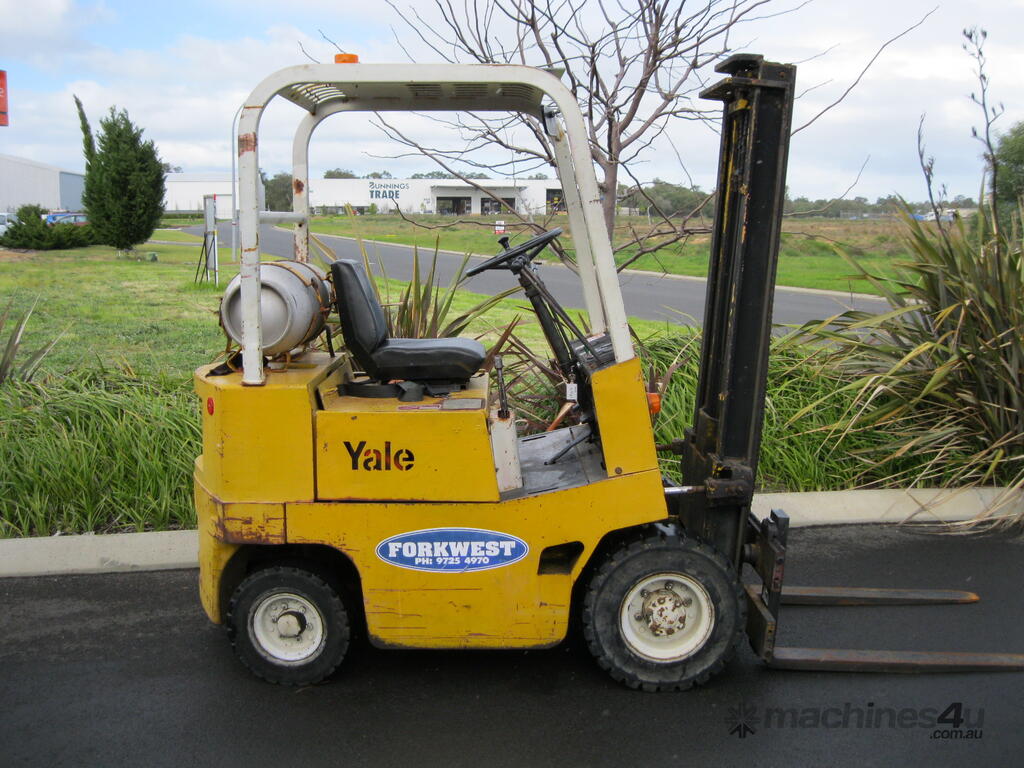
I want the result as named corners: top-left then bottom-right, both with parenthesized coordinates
top-left (0, 71), bottom-right (8, 127)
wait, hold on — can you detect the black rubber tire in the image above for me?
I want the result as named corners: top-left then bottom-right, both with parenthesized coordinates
top-left (582, 531), bottom-right (745, 691)
top-left (226, 566), bottom-right (350, 685)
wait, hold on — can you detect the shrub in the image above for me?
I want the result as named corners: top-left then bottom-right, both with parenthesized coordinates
top-left (639, 332), bottom-right (928, 491)
top-left (780, 28), bottom-right (1024, 527)
top-left (310, 232), bottom-right (516, 339)
top-left (0, 204), bottom-right (102, 250)
top-left (498, 327), bottom-right (918, 492)
top-left (782, 203), bottom-right (1023, 524)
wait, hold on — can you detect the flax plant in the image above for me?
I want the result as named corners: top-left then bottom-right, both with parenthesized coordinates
top-left (0, 298), bottom-right (62, 384)
top-left (311, 230), bottom-right (516, 339)
top-left (782, 203), bottom-right (1023, 526)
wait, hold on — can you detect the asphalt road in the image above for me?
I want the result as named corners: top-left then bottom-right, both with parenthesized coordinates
top-left (199, 222), bottom-right (889, 327)
top-left (3, 525), bottom-right (1022, 767)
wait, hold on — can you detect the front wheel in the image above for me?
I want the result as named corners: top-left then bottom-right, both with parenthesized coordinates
top-left (226, 566), bottom-right (350, 685)
top-left (582, 532), bottom-right (744, 691)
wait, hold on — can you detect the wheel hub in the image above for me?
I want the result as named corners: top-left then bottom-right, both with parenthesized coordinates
top-left (276, 610), bottom-right (307, 638)
top-left (620, 572), bottom-right (715, 662)
top-left (639, 584), bottom-right (689, 637)
top-left (250, 592), bottom-right (326, 663)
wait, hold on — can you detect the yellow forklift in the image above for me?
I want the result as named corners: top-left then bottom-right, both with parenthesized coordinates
top-left (195, 55), bottom-right (1024, 689)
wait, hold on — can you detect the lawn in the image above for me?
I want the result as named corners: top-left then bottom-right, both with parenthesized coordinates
top-left (0, 242), bottom-right (675, 382)
top-left (304, 214), bottom-right (914, 295)
top-left (149, 228), bottom-right (203, 243)
top-left (0, 244), bottom-right (225, 380)
top-left (159, 215), bottom-right (203, 228)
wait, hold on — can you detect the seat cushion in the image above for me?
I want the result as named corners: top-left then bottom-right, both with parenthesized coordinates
top-left (331, 260), bottom-right (389, 377)
top-left (371, 337), bottom-right (486, 382)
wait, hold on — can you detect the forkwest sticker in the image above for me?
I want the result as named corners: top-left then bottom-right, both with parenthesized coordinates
top-left (376, 528), bottom-right (529, 572)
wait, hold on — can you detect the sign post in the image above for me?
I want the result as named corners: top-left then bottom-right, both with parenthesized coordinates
top-left (203, 194), bottom-right (219, 285)
top-left (194, 195), bottom-right (220, 285)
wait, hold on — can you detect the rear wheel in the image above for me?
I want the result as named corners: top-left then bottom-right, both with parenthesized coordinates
top-left (227, 566), bottom-right (350, 685)
top-left (582, 531), bottom-right (744, 691)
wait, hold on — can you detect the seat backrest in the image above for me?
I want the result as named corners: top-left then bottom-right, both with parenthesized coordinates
top-left (330, 260), bottom-right (389, 377)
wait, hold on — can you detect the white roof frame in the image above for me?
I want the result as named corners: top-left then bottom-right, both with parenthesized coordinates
top-left (237, 62), bottom-right (631, 385)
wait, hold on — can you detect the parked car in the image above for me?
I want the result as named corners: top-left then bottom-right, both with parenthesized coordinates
top-left (0, 212), bottom-right (18, 237)
top-left (46, 212), bottom-right (88, 226)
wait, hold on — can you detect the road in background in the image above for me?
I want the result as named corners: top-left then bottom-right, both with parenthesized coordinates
top-left (3, 525), bottom-right (1021, 767)
top-left (197, 222), bottom-right (889, 327)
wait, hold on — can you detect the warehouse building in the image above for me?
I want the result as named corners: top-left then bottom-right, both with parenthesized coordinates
top-left (0, 154), bottom-right (84, 213)
top-left (310, 178), bottom-right (562, 216)
top-left (163, 173), bottom-right (235, 218)
top-left (163, 174), bottom-right (563, 217)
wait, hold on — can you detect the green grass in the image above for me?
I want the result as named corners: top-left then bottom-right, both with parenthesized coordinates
top-left (0, 243), bottom-right (673, 381)
top-left (149, 229), bottom-right (203, 243)
top-left (159, 216), bottom-right (203, 228)
top-left (0, 243), bottom-right (676, 537)
top-left (0, 244), bottom-right (229, 381)
top-left (305, 214), bottom-right (913, 295)
top-left (0, 329), bottom-right (916, 538)
top-left (621, 245), bottom-right (900, 294)
top-left (640, 333), bottom-right (935, 491)
top-left (0, 373), bottom-right (199, 536)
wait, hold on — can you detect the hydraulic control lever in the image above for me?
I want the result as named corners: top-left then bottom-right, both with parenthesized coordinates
top-left (493, 355), bottom-right (510, 419)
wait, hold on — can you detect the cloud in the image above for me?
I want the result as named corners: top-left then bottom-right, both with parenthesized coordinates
top-left (0, 0), bottom-right (113, 64)
top-left (2, 0), bottom-right (1022, 201)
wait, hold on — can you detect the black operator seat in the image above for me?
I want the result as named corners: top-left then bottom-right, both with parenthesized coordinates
top-left (330, 259), bottom-right (485, 383)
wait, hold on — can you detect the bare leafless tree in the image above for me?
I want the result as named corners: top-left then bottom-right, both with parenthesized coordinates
top-left (380, 0), bottom-right (932, 270)
top-left (385, 0), bottom-right (786, 239)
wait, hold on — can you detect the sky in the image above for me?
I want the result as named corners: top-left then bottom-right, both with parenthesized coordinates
top-left (1, 0), bottom-right (1022, 202)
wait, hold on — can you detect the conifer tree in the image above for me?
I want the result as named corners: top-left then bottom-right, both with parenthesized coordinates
top-left (75, 98), bottom-right (165, 252)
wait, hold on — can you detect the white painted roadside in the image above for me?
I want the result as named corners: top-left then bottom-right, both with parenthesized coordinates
top-left (1, 487), bottom-right (1017, 578)
top-left (753, 486), bottom-right (1019, 526)
top-left (0, 530), bottom-right (198, 578)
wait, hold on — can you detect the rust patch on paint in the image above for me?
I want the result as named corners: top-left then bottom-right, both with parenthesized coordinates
top-left (238, 133), bottom-right (257, 156)
top-left (217, 503), bottom-right (286, 544)
top-left (293, 178), bottom-right (305, 194)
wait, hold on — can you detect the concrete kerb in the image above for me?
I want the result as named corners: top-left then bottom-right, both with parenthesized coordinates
top-left (1, 487), bottom-right (1017, 578)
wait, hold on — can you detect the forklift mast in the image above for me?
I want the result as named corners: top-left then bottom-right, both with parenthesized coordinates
top-left (673, 56), bottom-right (1024, 674)
top-left (676, 55), bottom-right (795, 567)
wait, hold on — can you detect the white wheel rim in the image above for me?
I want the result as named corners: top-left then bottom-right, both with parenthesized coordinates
top-left (619, 572), bottom-right (715, 662)
top-left (250, 591), bottom-right (326, 664)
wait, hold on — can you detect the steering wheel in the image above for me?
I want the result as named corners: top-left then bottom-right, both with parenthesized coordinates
top-left (465, 227), bottom-right (563, 277)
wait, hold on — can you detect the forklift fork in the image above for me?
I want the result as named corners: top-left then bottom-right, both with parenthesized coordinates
top-left (745, 510), bottom-right (1024, 673)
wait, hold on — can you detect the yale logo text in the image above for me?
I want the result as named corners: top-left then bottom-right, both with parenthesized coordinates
top-left (344, 440), bottom-right (415, 471)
